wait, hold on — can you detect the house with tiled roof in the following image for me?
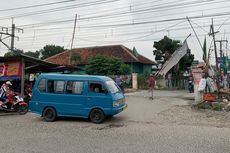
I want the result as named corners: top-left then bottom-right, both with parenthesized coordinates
top-left (46, 45), bottom-right (156, 74)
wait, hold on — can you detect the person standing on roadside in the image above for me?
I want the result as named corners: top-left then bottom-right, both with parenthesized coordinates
top-left (148, 74), bottom-right (156, 100)
top-left (115, 75), bottom-right (124, 93)
top-left (188, 76), bottom-right (194, 93)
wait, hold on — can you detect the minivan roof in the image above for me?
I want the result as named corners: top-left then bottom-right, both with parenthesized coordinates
top-left (38, 73), bottom-right (113, 82)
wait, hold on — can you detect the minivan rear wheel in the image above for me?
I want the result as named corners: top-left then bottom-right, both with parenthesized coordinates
top-left (43, 107), bottom-right (57, 122)
top-left (90, 109), bottom-right (105, 124)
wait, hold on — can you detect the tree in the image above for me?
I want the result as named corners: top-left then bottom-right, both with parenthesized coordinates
top-left (39, 45), bottom-right (65, 59)
top-left (153, 36), bottom-right (181, 62)
top-left (4, 49), bottom-right (23, 57)
top-left (153, 36), bottom-right (194, 88)
top-left (85, 55), bottom-right (130, 75)
top-left (179, 49), bottom-right (194, 71)
top-left (153, 36), bottom-right (194, 68)
top-left (23, 51), bottom-right (40, 58)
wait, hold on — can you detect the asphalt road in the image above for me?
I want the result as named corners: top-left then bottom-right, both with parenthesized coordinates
top-left (0, 90), bottom-right (229, 153)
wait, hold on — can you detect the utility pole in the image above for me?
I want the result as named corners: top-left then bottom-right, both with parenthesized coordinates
top-left (70, 14), bottom-right (77, 50)
top-left (0, 19), bottom-right (23, 52)
top-left (209, 19), bottom-right (219, 72)
top-left (11, 23), bottom-right (15, 51)
top-left (0, 26), bottom-right (12, 50)
top-left (69, 14), bottom-right (77, 65)
top-left (209, 18), bottom-right (219, 89)
top-left (216, 40), bottom-right (228, 57)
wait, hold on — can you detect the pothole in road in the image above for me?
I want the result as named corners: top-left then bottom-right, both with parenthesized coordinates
top-left (94, 123), bottom-right (126, 130)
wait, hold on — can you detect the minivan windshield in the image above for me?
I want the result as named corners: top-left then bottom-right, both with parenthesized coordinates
top-left (105, 80), bottom-right (120, 94)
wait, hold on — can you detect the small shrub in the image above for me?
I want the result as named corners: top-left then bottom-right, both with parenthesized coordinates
top-left (212, 103), bottom-right (223, 111)
top-left (197, 101), bottom-right (212, 109)
top-left (138, 74), bottom-right (149, 89)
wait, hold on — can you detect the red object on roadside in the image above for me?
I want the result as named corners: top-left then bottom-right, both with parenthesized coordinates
top-left (203, 93), bottom-right (216, 102)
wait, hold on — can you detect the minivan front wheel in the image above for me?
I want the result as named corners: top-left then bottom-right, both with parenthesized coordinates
top-left (43, 107), bottom-right (57, 122)
top-left (90, 109), bottom-right (105, 124)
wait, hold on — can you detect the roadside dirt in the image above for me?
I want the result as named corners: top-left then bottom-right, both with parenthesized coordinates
top-left (158, 105), bottom-right (230, 128)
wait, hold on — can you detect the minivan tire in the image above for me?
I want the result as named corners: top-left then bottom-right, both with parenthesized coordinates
top-left (90, 109), bottom-right (105, 124)
top-left (43, 107), bottom-right (57, 122)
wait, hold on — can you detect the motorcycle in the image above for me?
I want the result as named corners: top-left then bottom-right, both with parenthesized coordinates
top-left (0, 94), bottom-right (28, 115)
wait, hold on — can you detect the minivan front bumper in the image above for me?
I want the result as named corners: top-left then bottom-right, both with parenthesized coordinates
top-left (111, 103), bottom-right (128, 115)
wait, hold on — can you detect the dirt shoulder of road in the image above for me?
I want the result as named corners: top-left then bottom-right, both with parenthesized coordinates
top-left (158, 105), bottom-right (230, 128)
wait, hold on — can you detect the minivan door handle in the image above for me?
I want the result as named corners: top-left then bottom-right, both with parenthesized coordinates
top-left (87, 97), bottom-right (92, 100)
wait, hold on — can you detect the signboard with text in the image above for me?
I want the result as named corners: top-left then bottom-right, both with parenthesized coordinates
top-left (0, 61), bottom-right (22, 80)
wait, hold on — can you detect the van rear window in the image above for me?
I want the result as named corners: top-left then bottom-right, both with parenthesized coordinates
top-left (38, 79), bottom-right (46, 92)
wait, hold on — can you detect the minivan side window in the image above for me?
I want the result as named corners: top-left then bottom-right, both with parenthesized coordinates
top-left (89, 82), bottom-right (106, 93)
top-left (66, 81), bottom-right (83, 94)
top-left (48, 80), bottom-right (65, 93)
top-left (38, 79), bottom-right (46, 92)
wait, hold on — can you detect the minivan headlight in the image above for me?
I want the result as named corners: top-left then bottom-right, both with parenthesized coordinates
top-left (113, 102), bottom-right (120, 107)
top-left (113, 98), bottom-right (125, 107)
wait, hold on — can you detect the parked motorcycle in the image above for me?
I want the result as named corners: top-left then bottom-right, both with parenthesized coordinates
top-left (0, 94), bottom-right (28, 115)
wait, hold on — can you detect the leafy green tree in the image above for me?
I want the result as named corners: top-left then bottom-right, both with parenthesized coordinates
top-left (153, 36), bottom-right (181, 61)
top-left (179, 49), bottom-right (194, 71)
top-left (85, 55), bottom-right (130, 75)
top-left (4, 49), bottom-right (23, 57)
top-left (23, 51), bottom-right (40, 58)
top-left (39, 45), bottom-right (65, 59)
top-left (153, 36), bottom-right (194, 68)
top-left (153, 36), bottom-right (194, 88)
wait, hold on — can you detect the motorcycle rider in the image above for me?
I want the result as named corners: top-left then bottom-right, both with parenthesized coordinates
top-left (0, 81), bottom-right (12, 108)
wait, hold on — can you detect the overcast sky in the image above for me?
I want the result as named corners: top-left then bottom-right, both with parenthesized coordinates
top-left (1, 0), bottom-right (230, 63)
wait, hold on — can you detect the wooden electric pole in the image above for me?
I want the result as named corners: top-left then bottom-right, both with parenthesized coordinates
top-left (69, 14), bottom-right (77, 65)
top-left (209, 18), bottom-right (220, 89)
top-left (209, 19), bottom-right (219, 72)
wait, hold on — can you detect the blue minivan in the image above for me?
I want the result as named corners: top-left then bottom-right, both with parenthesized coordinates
top-left (29, 73), bottom-right (127, 123)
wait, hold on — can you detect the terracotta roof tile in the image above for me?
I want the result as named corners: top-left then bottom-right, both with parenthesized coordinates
top-left (46, 45), bottom-right (156, 65)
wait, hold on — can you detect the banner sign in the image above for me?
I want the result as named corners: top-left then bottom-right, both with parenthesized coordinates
top-left (0, 61), bottom-right (22, 80)
top-left (158, 40), bottom-right (189, 77)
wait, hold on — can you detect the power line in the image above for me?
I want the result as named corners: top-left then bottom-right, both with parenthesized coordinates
top-left (0, 0), bottom-right (120, 20)
top-left (3, 0), bottom-right (230, 55)
top-left (0, 0), bottom-right (90, 12)
top-left (17, 0), bottom-right (230, 29)
top-left (18, 16), bottom-right (230, 41)
top-left (78, 0), bottom-right (226, 21)
top-left (22, 15), bottom-right (228, 35)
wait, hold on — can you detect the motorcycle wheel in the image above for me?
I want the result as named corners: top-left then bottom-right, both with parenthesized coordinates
top-left (18, 105), bottom-right (28, 115)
